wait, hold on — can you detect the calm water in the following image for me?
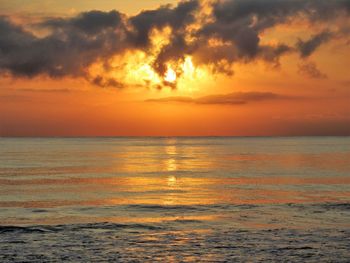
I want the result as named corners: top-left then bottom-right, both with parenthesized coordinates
top-left (0, 137), bottom-right (349, 262)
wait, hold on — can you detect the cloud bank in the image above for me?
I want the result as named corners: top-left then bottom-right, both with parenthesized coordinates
top-left (0, 0), bottom-right (349, 87)
top-left (146, 91), bottom-right (298, 105)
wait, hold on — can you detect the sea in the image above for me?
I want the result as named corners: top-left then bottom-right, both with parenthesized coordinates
top-left (0, 137), bottom-right (349, 262)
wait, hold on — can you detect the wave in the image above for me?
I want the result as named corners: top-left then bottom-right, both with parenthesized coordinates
top-left (0, 226), bottom-right (50, 234)
top-left (287, 202), bottom-right (350, 211)
top-left (0, 222), bottom-right (164, 234)
top-left (125, 204), bottom-right (258, 211)
top-left (318, 203), bottom-right (350, 210)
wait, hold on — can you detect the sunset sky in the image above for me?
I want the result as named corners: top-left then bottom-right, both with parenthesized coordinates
top-left (0, 0), bottom-right (349, 136)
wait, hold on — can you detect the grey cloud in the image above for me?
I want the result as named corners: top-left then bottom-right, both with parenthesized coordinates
top-left (20, 88), bottom-right (71, 93)
top-left (298, 61), bottom-right (328, 79)
top-left (340, 80), bottom-right (350, 86)
top-left (147, 96), bottom-right (195, 103)
top-left (91, 75), bottom-right (125, 88)
top-left (0, 11), bottom-right (127, 79)
top-left (0, 0), bottom-right (349, 88)
top-left (0, 94), bottom-right (30, 102)
top-left (195, 0), bottom-right (350, 68)
top-left (153, 34), bottom-right (190, 77)
top-left (129, 0), bottom-right (199, 48)
top-left (212, 0), bottom-right (350, 26)
top-left (258, 44), bottom-right (292, 66)
top-left (43, 10), bottom-right (124, 35)
top-left (297, 31), bottom-right (333, 58)
top-left (0, 1), bottom-right (199, 85)
top-left (146, 91), bottom-right (297, 105)
top-left (130, 0), bottom-right (199, 78)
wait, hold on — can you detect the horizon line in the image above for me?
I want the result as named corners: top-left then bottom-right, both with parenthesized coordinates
top-left (1, 135), bottom-right (349, 139)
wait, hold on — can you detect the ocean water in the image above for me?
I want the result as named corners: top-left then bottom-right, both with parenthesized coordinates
top-left (0, 137), bottom-right (349, 262)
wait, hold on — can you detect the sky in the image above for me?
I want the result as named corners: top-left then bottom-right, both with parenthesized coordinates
top-left (0, 0), bottom-right (349, 136)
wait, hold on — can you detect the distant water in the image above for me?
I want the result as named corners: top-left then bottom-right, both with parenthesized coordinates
top-left (0, 137), bottom-right (349, 262)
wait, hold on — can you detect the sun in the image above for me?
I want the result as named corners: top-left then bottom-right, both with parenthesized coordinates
top-left (164, 66), bottom-right (177, 83)
top-left (88, 54), bottom-right (212, 91)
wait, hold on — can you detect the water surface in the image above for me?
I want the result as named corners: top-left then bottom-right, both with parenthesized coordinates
top-left (1, 137), bottom-right (349, 262)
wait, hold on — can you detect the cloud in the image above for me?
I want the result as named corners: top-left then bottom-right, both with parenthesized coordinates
top-left (126, 0), bottom-right (199, 78)
top-left (43, 10), bottom-right (124, 35)
top-left (297, 31), bottom-right (333, 58)
top-left (340, 80), bottom-right (350, 86)
top-left (298, 61), bottom-right (328, 79)
top-left (195, 0), bottom-right (349, 65)
top-left (129, 0), bottom-right (199, 48)
top-left (0, 94), bottom-right (30, 102)
top-left (146, 91), bottom-right (298, 105)
top-left (91, 75), bottom-right (125, 88)
top-left (0, 11), bottom-right (127, 78)
top-left (19, 88), bottom-right (72, 93)
top-left (147, 96), bottom-right (196, 103)
top-left (0, 0), bottom-right (349, 88)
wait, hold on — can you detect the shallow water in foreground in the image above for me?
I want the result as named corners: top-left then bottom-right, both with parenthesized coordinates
top-left (0, 137), bottom-right (349, 262)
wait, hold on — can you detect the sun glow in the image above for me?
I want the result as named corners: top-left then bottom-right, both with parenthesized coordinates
top-left (182, 57), bottom-right (195, 77)
top-left (164, 66), bottom-right (177, 83)
top-left (88, 51), bottom-right (212, 93)
top-left (86, 19), bottom-right (211, 90)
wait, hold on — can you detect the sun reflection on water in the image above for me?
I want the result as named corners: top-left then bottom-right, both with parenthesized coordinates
top-left (165, 140), bottom-right (178, 172)
top-left (166, 159), bottom-right (177, 172)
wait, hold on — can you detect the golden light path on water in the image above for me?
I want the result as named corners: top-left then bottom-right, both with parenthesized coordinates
top-left (0, 137), bottom-right (350, 262)
top-left (0, 137), bottom-right (349, 229)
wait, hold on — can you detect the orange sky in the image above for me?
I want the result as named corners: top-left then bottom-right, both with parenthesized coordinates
top-left (0, 0), bottom-right (349, 136)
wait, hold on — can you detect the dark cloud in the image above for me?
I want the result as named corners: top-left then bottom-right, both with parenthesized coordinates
top-left (297, 31), bottom-right (333, 58)
top-left (0, 11), bottom-right (127, 79)
top-left (298, 61), bottom-right (328, 79)
top-left (0, 1), bottom-right (199, 85)
top-left (146, 91), bottom-right (298, 105)
top-left (147, 96), bottom-right (195, 103)
top-left (129, 0), bottom-right (199, 79)
top-left (340, 80), bottom-right (350, 86)
top-left (19, 88), bottom-right (71, 93)
top-left (195, 0), bottom-right (350, 69)
top-left (129, 0), bottom-right (199, 48)
top-left (212, 0), bottom-right (350, 26)
top-left (0, 94), bottom-right (30, 102)
top-left (91, 75), bottom-right (125, 88)
top-left (0, 0), bottom-right (349, 87)
top-left (43, 10), bottom-right (124, 35)
top-left (153, 34), bottom-right (189, 77)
